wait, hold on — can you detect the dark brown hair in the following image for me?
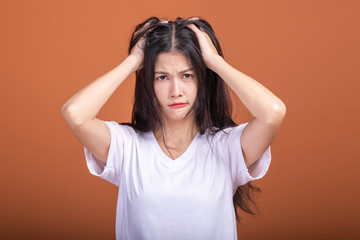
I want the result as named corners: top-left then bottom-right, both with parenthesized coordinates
top-left (125, 16), bottom-right (261, 222)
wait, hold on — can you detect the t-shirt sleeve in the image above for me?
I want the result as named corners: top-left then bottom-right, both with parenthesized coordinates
top-left (216, 123), bottom-right (271, 189)
top-left (84, 121), bottom-right (129, 187)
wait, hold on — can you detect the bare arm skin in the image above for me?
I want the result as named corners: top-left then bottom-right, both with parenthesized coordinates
top-left (61, 41), bottom-right (144, 164)
top-left (188, 24), bottom-right (286, 169)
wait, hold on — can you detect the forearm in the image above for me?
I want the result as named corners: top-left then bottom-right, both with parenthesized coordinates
top-left (210, 56), bottom-right (286, 123)
top-left (62, 56), bottom-right (139, 126)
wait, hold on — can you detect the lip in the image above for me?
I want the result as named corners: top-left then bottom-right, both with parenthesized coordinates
top-left (169, 102), bottom-right (188, 108)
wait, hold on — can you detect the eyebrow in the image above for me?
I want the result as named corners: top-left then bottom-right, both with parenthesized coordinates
top-left (154, 68), bottom-right (194, 75)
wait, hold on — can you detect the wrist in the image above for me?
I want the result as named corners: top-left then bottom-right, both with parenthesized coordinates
top-left (207, 55), bottom-right (225, 72)
top-left (125, 55), bottom-right (143, 73)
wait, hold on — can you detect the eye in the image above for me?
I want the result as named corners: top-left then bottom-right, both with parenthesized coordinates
top-left (156, 75), bottom-right (167, 81)
top-left (183, 73), bottom-right (193, 79)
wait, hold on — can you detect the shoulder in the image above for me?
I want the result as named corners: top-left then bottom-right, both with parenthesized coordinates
top-left (205, 122), bottom-right (249, 141)
top-left (102, 121), bottom-right (145, 139)
top-left (106, 121), bottom-right (154, 143)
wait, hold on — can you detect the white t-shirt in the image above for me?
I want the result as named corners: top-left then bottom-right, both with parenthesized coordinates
top-left (84, 121), bottom-right (271, 240)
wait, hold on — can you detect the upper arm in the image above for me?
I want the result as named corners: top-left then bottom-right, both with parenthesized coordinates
top-left (240, 110), bottom-right (285, 168)
top-left (66, 118), bottom-right (111, 164)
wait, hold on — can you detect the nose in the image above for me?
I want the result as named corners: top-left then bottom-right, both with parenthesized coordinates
top-left (170, 78), bottom-right (182, 98)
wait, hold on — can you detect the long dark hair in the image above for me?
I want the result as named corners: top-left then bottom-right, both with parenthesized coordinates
top-left (126, 16), bottom-right (261, 222)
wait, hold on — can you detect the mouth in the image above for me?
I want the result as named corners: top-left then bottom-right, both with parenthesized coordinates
top-left (169, 102), bottom-right (188, 108)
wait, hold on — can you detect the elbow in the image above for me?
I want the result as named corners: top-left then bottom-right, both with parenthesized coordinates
top-left (61, 103), bottom-right (85, 128)
top-left (274, 101), bottom-right (287, 118)
top-left (265, 101), bottom-right (286, 125)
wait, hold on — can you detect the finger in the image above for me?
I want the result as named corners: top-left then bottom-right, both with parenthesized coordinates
top-left (186, 23), bottom-right (203, 35)
top-left (136, 37), bottom-right (145, 48)
top-left (135, 19), bottom-right (159, 37)
top-left (187, 17), bottom-right (200, 22)
top-left (189, 24), bottom-right (218, 54)
top-left (187, 24), bottom-right (210, 43)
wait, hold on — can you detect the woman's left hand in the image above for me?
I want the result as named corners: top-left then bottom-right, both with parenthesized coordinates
top-left (187, 23), bottom-right (223, 70)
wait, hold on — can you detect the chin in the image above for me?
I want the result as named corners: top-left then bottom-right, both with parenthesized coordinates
top-left (160, 107), bottom-right (196, 123)
top-left (165, 115), bottom-right (188, 122)
top-left (164, 112), bottom-right (195, 123)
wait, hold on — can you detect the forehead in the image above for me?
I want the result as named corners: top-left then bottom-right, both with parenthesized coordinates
top-left (154, 51), bottom-right (192, 71)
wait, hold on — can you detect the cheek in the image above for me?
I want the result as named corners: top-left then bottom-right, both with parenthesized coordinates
top-left (188, 83), bottom-right (198, 99)
top-left (153, 82), bottom-right (160, 96)
top-left (154, 84), bottom-right (165, 103)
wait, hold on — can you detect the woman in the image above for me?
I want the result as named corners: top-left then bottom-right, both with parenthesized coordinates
top-left (62, 17), bottom-right (286, 240)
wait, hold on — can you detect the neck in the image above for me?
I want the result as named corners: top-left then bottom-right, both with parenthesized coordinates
top-left (154, 116), bottom-right (198, 147)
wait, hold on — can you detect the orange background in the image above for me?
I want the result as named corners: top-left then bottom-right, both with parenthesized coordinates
top-left (1, 0), bottom-right (359, 239)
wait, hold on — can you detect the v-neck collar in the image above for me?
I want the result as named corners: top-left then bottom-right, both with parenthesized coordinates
top-left (150, 130), bottom-right (200, 168)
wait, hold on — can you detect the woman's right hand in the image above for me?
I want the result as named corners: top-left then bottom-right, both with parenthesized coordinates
top-left (128, 19), bottom-right (168, 72)
top-left (128, 19), bottom-right (157, 72)
top-left (128, 36), bottom-right (145, 72)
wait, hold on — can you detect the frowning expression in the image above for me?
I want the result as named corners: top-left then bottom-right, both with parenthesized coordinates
top-left (154, 51), bottom-right (198, 123)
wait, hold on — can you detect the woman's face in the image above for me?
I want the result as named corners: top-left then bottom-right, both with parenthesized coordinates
top-left (154, 51), bottom-right (198, 123)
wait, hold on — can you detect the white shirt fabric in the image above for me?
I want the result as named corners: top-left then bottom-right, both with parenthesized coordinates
top-left (84, 121), bottom-right (271, 240)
